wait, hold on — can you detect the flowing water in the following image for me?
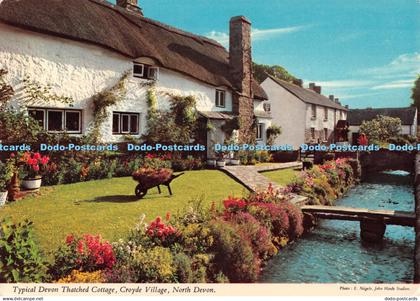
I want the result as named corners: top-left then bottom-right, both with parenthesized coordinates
top-left (261, 170), bottom-right (415, 283)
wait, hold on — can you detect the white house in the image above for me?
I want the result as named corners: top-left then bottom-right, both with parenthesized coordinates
top-left (0, 0), bottom-right (268, 158)
top-left (347, 107), bottom-right (418, 144)
top-left (261, 75), bottom-right (348, 149)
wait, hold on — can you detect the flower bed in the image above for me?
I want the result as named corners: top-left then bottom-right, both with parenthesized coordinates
top-left (286, 158), bottom-right (360, 205)
top-left (0, 184), bottom-right (305, 283)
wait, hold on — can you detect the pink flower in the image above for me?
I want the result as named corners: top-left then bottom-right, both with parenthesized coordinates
top-left (40, 156), bottom-right (50, 165)
top-left (65, 234), bottom-right (74, 245)
top-left (33, 153), bottom-right (41, 160)
top-left (32, 164), bottom-right (40, 171)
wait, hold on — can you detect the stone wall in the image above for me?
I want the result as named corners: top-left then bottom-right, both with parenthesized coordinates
top-left (359, 150), bottom-right (415, 173)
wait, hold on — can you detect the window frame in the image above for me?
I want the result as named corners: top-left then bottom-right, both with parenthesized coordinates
top-left (133, 63), bottom-right (145, 78)
top-left (215, 89), bottom-right (226, 108)
top-left (324, 128), bottom-right (328, 141)
top-left (112, 111), bottom-right (140, 135)
top-left (256, 123), bottom-right (264, 141)
top-left (324, 107), bottom-right (328, 121)
top-left (28, 107), bottom-right (82, 134)
top-left (310, 127), bottom-right (315, 139)
top-left (311, 104), bottom-right (317, 119)
top-left (147, 66), bottom-right (159, 80)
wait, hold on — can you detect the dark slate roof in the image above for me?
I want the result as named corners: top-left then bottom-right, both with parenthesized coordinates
top-left (267, 75), bottom-right (348, 110)
top-left (347, 107), bottom-right (417, 125)
top-left (0, 0), bottom-right (267, 100)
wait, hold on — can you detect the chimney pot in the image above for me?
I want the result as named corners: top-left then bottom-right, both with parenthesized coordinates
top-left (329, 95), bottom-right (334, 101)
top-left (116, 0), bottom-right (143, 14)
top-left (309, 83), bottom-right (316, 89)
top-left (313, 85), bottom-right (321, 94)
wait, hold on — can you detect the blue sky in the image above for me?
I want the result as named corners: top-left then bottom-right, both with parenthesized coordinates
top-left (110, 0), bottom-right (419, 109)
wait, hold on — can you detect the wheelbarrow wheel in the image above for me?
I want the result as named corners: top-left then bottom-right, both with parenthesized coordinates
top-left (135, 184), bottom-right (148, 199)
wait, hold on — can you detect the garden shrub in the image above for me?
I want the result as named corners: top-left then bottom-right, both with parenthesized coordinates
top-left (0, 218), bottom-right (48, 283)
top-left (209, 219), bottom-right (259, 283)
top-left (173, 252), bottom-right (193, 283)
top-left (62, 158), bottom-right (82, 184)
top-left (56, 270), bottom-right (106, 283)
top-left (49, 234), bottom-right (115, 280)
top-left (130, 246), bottom-right (175, 282)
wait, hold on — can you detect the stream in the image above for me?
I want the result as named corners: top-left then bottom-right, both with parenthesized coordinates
top-left (261, 170), bottom-right (415, 283)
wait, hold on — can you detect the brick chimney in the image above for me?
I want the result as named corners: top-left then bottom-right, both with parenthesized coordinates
top-left (229, 16), bottom-right (254, 143)
top-left (329, 95), bottom-right (335, 101)
top-left (313, 85), bottom-right (321, 94)
top-left (117, 0), bottom-right (143, 15)
top-left (309, 83), bottom-right (316, 90)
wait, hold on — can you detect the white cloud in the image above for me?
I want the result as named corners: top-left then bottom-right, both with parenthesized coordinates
top-left (337, 92), bottom-right (386, 100)
top-left (362, 52), bottom-right (420, 79)
top-left (206, 25), bottom-right (307, 46)
top-left (371, 79), bottom-right (415, 90)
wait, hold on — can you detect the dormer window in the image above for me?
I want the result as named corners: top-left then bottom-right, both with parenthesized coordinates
top-left (215, 89), bottom-right (226, 108)
top-left (148, 67), bottom-right (159, 80)
top-left (133, 62), bottom-right (159, 80)
top-left (133, 63), bottom-right (144, 78)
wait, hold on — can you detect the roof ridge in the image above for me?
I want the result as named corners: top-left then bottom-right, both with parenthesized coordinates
top-left (89, 0), bottom-right (226, 49)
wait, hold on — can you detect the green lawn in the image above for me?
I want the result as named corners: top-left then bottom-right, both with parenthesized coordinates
top-left (261, 168), bottom-right (300, 186)
top-left (0, 170), bottom-right (246, 255)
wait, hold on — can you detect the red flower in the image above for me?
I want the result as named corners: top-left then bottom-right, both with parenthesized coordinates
top-left (165, 212), bottom-right (171, 221)
top-left (40, 156), bottom-right (50, 165)
top-left (65, 234), bottom-right (74, 245)
top-left (77, 240), bottom-right (84, 254)
top-left (32, 164), bottom-right (40, 171)
top-left (33, 153), bottom-right (41, 160)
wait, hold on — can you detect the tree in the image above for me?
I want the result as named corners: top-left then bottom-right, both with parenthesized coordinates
top-left (252, 62), bottom-right (297, 84)
top-left (359, 115), bottom-right (402, 144)
top-left (411, 75), bottom-right (420, 124)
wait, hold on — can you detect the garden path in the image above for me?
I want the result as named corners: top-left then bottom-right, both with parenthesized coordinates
top-left (221, 162), bottom-right (307, 205)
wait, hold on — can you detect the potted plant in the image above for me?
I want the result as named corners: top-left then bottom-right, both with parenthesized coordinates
top-left (216, 152), bottom-right (226, 168)
top-left (20, 152), bottom-right (50, 190)
top-left (229, 153), bottom-right (240, 166)
top-left (0, 159), bottom-right (13, 206)
top-left (207, 157), bottom-right (216, 167)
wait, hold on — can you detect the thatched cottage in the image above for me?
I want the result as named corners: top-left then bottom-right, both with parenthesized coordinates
top-left (0, 0), bottom-right (269, 157)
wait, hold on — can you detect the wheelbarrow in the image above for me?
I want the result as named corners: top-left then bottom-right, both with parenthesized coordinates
top-left (134, 172), bottom-right (184, 199)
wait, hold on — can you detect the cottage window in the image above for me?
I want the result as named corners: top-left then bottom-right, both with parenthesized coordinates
top-left (133, 63), bottom-right (159, 80)
top-left (257, 123), bottom-right (264, 140)
top-left (215, 89), bottom-right (226, 108)
top-left (324, 128), bottom-right (328, 141)
top-left (133, 63), bottom-right (145, 78)
top-left (28, 109), bottom-right (45, 128)
top-left (311, 104), bottom-right (316, 119)
top-left (147, 67), bottom-right (159, 80)
top-left (324, 107), bottom-right (328, 121)
top-left (112, 112), bottom-right (140, 135)
top-left (28, 108), bottom-right (82, 133)
top-left (310, 127), bottom-right (315, 139)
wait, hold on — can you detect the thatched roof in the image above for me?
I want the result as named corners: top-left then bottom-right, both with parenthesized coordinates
top-left (267, 75), bottom-right (348, 110)
top-left (347, 107), bottom-right (417, 125)
top-left (0, 0), bottom-right (267, 100)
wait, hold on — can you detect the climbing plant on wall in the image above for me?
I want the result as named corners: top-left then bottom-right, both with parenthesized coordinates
top-left (22, 76), bottom-right (74, 106)
top-left (143, 90), bottom-right (198, 145)
top-left (0, 69), bottom-right (14, 111)
top-left (90, 71), bottom-right (129, 142)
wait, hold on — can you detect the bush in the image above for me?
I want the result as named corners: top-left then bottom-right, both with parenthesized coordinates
top-left (129, 246), bottom-right (176, 282)
top-left (209, 219), bottom-right (259, 283)
top-left (0, 218), bottom-right (48, 282)
top-left (56, 270), bottom-right (106, 283)
top-left (49, 234), bottom-right (115, 280)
